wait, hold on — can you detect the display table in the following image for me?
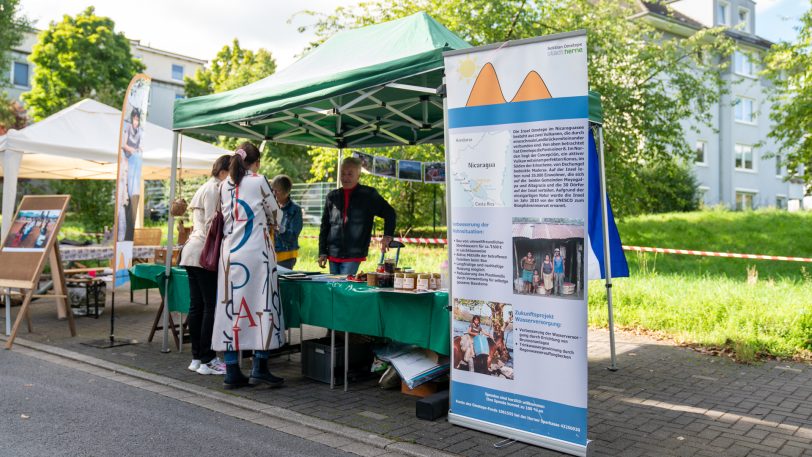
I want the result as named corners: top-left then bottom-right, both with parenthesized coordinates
top-left (61, 245), bottom-right (161, 262)
top-left (280, 280), bottom-right (449, 356)
top-left (129, 264), bottom-right (190, 313)
top-left (129, 264), bottom-right (190, 349)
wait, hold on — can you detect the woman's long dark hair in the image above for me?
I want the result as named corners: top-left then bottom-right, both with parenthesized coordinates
top-left (229, 142), bottom-right (261, 185)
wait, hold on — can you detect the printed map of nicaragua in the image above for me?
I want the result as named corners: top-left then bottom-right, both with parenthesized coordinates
top-left (451, 63), bottom-right (553, 208)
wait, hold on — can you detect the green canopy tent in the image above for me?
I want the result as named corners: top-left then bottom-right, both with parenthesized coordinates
top-left (166, 13), bottom-right (617, 369)
top-left (174, 12), bottom-right (470, 148)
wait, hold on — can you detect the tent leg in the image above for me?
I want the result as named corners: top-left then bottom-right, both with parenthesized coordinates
top-left (336, 149), bottom-right (343, 189)
top-left (162, 132), bottom-right (181, 353)
top-left (5, 289), bottom-right (10, 336)
top-left (596, 126), bottom-right (617, 372)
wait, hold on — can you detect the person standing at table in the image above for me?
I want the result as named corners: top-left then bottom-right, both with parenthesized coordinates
top-left (212, 143), bottom-right (286, 389)
top-left (318, 157), bottom-right (396, 275)
top-left (271, 175), bottom-right (303, 270)
top-left (179, 154), bottom-right (231, 376)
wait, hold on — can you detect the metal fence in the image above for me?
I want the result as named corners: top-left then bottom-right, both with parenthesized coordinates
top-left (291, 182), bottom-right (334, 225)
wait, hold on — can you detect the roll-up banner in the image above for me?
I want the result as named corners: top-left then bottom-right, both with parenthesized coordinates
top-left (113, 74), bottom-right (151, 287)
top-left (444, 31), bottom-right (590, 456)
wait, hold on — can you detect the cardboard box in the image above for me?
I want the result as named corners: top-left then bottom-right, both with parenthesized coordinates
top-left (401, 380), bottom-right (446, 398)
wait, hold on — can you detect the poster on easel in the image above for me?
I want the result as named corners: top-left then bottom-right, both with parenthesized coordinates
top-left (444, 31), bottom-right (590, 456)
top-left (113, 74), bottom-right (151, 287)
top-left (0, 195), bottom-right (74, 348)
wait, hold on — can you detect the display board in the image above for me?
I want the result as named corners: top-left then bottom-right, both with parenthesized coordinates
top-left (1, 195), bottom-right (74, 349)
top-left (0, 196), bottom-right (70, 287)
top-left (444, 31), bottom-right (591, 456)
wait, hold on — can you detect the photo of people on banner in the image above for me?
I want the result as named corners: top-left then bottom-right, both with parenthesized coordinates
top-left (352, 151), bottom-right (446, 184)
top-left (117, 79), bottom-right (150, 242)
top-left (452, 298), bottom-right (513, 380)
top-left (511, 217), bottom-right (585, 299)
top-left (3, 210), bottom-right (61, 252)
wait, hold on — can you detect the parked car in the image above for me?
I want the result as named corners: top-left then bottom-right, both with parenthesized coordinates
top-left (148, 203), bottom-right (168, 222)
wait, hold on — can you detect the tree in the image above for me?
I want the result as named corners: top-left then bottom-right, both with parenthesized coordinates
top-left (0, 0), bottom-right (28, 88)
top-left (52, 180), bottom-right (115, 235)
top-left (22, 7), bottom-right (144, 120)
top-left (303, 0), bottom-right (733, 217)
top-left (184, 39), bottom-right (277, 97)
top-left (0, 0), bottom-right (29, 132)
top-left (763, 7), bottom-right (812, 186)
top-left (185, 40), bottom-right (313, 182)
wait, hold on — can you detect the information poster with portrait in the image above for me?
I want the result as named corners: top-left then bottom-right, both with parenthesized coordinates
top-left (113, 74), bottom-right (151, 287)
top-left (444, 31), bottom-right (590, 456)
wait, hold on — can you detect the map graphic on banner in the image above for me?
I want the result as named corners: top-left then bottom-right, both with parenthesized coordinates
top-left (445, 32), bottom-right (591, 456)
top-left (113, 74), bottom-right (151, 287)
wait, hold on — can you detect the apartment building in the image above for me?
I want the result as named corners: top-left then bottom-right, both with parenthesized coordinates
top-left (4, 29), bottom-right (206, 130)
top-left (638, 0), bottom-right (807, 209)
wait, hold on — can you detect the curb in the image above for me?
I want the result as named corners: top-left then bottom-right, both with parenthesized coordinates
top-left (3, 336), bottom-right (457, 457)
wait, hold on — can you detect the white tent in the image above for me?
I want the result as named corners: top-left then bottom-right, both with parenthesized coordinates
top-left (0, 99), bottom-right (230, 239)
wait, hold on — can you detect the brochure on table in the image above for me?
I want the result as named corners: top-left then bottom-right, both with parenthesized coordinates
top-left (444, 31), bottom-right (591, 456)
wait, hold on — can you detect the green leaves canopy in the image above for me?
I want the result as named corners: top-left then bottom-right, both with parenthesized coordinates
top-left (22, 7), bottom-right (145, 121)
top-left (763, 7), bottom-right (812, 186)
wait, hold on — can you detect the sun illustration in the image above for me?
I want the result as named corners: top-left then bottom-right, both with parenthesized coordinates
top-left (457, 55), bottom-right (477, 82)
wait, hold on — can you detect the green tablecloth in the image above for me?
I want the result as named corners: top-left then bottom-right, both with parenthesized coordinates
top-left (127, 264), bottom-right (451, 355)
top-left (129, 264), bottom-right (190, 314)
top-left (281, 280), bottom-right (450, 356)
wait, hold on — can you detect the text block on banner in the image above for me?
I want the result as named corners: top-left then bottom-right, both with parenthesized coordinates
top-left (444, 31), bottom-right (590, 456)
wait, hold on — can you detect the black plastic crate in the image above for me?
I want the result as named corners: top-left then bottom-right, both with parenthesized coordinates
top-left (301, 336), bottom-right (373, 385)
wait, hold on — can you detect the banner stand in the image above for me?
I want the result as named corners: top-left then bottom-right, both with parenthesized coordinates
top-left (450, 414), bottom-right (593, 456)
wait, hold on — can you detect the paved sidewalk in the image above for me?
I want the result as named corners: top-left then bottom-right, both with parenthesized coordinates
top-left (3, 290), bottom-right (812, 456)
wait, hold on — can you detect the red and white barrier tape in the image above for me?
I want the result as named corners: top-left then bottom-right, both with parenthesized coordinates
top-left (622, 245), bottom-right (812, 263)
top-left (300, 235), bottom-right (448, 245)
top-left (300, 236), bottom-right (809, 261)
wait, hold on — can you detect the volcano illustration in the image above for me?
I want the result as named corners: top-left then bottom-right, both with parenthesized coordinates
top-left (510, 71), bottom-right (552, 102)
top-left (465, 63), bottom-right (507, 106)
top-left (464, 64), bottom-right (553, 107)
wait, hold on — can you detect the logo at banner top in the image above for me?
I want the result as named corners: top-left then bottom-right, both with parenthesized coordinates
top-left (466, 63), bottom-right (553, 107)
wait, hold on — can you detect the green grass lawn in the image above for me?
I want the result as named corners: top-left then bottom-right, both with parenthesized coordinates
top-left (58, 208), bottom-right (812, 361)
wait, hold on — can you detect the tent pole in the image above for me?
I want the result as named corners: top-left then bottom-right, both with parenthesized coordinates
top-left (596, 125), bottom-right (617, 371)
top-left (3, 151), bottom-right (23, 336)
top-left (336, 149), bottom-right (343, 189)
top-left (162, 132), bottom-right (180, 353)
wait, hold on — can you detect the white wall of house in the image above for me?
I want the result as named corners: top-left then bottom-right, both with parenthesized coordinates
top-left (651, 0), bottom-right (807, 209)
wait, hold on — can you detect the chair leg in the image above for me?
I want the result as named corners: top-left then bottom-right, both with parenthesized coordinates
top-left (130, 288), bottom-right (134, 303)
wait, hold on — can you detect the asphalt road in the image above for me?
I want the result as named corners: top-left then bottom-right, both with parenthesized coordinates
top-left (0, 349), bottom-right (354, 457)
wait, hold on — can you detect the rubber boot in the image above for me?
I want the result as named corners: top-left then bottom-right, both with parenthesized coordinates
top-left (223, 363), bottom-right (251, 390)
top-left (249, 357), bottom-right (284, 387)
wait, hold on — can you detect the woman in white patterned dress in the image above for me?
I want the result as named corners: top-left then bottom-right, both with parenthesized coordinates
top-left (212, 142), bottom-right (285, 389)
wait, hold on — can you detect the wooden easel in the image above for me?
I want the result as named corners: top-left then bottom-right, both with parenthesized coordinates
top-left (2, 195), bottom-right (75, 349)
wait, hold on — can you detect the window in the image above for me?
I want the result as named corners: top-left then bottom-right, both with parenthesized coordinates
top-left (776, 196), bottom-right (787, 209)
top-left (734, 51), bottom-right (754, 77)
top-left (695, 140), bottom-right (707, 164)
top-left (175, 93), bottom-right (185, 100)
top-left (735, 144), bottom-right (754, 170)
top-left (717, 1), bottom-right (730, 25)
top-left (171, 64), bottom-right (184, 81)
top-left (12, 61), bottom-right (29, 87)
top-left (735, 191), bottom-right (756, 211)
top-left (734, 97), bottom-right (756, 124)
top-left (776, 154), bottom-right (782, 177)
top-left (738, 8), bottom-right (751, 33)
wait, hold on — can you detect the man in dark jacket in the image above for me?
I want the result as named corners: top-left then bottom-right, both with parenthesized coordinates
top-left (318, 157), bottom-right (396, 275)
